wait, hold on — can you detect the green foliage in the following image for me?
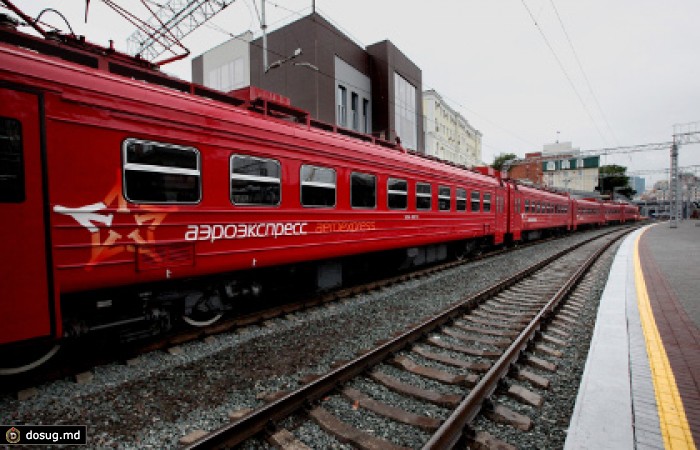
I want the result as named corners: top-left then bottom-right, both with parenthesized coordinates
top-left (492, 153), bottom-right (518, 171)
top-left (597, 164), bottom-right (636, 198)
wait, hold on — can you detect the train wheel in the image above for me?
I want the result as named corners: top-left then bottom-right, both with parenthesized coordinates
top-left (182, 291), bottom-right (223, 327)
top-left (0, 343), bottom-right (61, 376)
top-left (182, 312), bottom-right (223, 327)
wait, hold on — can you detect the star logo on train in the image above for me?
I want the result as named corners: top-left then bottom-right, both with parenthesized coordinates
top-left (53, 172), bottom-right (174, 267)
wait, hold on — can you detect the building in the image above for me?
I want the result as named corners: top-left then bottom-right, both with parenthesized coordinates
top-left (542, 154), bottom-right (600, 192)
top-left (629, 176), bottom-right (645, 196)
top-left (192, 12), bottom-right (424, 152)
top-left (192, 31), bottom-right (252, 93)
top-left (422, 89), bottom-right (482, 166)
top-left (508, 142), bottom-right (600, 193)
top-left (509, 152), bottom-right (546, 185)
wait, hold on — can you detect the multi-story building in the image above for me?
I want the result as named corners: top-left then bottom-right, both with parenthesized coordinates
top-left (422, 90), bottom-right (481, 166)
top-left (541, 154), bottom-right (600, 192)
top-left (508, 142), bottom-right (600, 193)
top-left (629, 176), bottom-right (646, 197)
top-left (192, 12), bottom-right (424, 152)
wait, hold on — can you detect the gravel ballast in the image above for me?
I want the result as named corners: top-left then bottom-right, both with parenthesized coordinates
top-left (0, 228), bottom-right (624, 448)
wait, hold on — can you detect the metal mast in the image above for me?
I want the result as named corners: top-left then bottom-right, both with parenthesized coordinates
top-left (111, 0), bottom-right (235, 65)
top-left (671, 122), bottom-right (700, 228)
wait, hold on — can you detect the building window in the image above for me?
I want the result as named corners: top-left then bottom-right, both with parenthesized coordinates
top-left (456, 188), bottom-right (467, 211)
top-left (351, 172), bottom-right (376, 208)
top-left (562, 159), bottom-right (570, 170)
top-left (471, 190), bottom-right (481, 212)
top-left (416, 182), bottom-right (432, 210)
top-left (301, 165), bottom-right (336, 207)
top-left (0, 117), bottom-right (24, 203)
top-left (337, 85), bottom-right (347, 127)
top-left (394, 72), bottom-right (417, 150)
top-left (231, 154), bottom-right (280, 206)
top-left (123, 138), bottom-right (201, 204)
top-left (438, 186), bottom-right (451, 211)
top-left (387, 178), bottom-right (408, 209)
top-left (351, 92), bottom-right (359, 131)
top-left (207, 57), bottom-right (246, 92)
top-left (362, 98), bottom-right (370, 133)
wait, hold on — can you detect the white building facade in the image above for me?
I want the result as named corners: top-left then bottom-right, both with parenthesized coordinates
top-left (422, 90), bottom-right (482, 166)
top-left (540, 142), bottom-right (600, 192)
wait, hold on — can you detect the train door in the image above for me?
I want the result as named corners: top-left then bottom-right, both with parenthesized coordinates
top-left (507, 183), bottom-right (522, 242)
top-left (494, 186), bottom-right (507, 244)
top-left (0, 87), bottom-right (54, 345)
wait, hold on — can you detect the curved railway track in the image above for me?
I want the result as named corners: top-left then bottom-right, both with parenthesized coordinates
top-left (183, 226), bottom-right (633, 449)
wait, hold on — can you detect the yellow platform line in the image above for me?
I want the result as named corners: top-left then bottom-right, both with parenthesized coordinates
top-left (634, 230), bottom-right (696, 449)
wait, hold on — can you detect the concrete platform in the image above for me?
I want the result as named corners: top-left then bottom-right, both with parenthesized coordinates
top-left (565, 221), bottom-right (699, 450)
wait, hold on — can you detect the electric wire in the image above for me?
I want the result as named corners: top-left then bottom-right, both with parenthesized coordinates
top-left (549, 0), bottom-right (620, 146)
top-left (520, 0), bottom-right (609, 147)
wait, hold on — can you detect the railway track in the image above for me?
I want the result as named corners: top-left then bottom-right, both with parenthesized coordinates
top-left (183, 227), bottom-right (632, 449)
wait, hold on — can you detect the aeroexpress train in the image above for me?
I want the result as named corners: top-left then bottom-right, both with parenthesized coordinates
top-left (0, 4), bottom-right (639, 374)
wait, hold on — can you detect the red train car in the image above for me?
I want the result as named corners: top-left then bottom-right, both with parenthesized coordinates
top-left (0, 22), bottom-right (508, 371)
top-left (0, 10), bottom-right (640, 373)
top-left (509, 184), bottom-right (571, 241)
top-left (603, 201), bottom-right (624, 224)
top-left (572, 197), bottom-right (606, 230)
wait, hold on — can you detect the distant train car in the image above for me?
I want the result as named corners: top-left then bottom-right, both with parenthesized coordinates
top-left (572, 198), bottom-right (605, 229)
top-left (508, 184), bottom-right (571, 241)
top-left (603, 201), bottom-right (624, 224)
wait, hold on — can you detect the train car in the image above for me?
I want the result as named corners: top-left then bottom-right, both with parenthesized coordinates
top-left (622, 203), bottom-right (640, 222)
top-left (509, 183), bottom-right (571, 241)
top-left (572, 197), bottom-right (605, 230)
top-left (0, 20), bottom-right (506, 372)
top-left (603, 201), bottom-right (624, 224)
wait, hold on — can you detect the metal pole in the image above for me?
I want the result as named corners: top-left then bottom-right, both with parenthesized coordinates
top-left (670, 141), bottom-right (679, 228)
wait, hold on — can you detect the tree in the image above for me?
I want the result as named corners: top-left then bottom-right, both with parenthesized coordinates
top-left (492, 153), bottom-right (518, 171)
top-left (597, 164), bottom-right (636, 199)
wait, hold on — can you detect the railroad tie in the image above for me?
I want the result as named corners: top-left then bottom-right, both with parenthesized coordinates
top-left (309, 407), bottom-right (411, 450)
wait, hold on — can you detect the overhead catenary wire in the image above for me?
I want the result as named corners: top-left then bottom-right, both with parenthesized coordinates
top-left (548, 0), bottom-right (620, 146)
top-left (520, 0), bottom-right (609, 147)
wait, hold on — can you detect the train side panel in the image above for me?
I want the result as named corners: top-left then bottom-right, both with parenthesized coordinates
top-left (0, 86), bottom-right (59, 344)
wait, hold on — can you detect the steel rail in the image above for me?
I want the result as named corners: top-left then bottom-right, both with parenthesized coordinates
top-left (185, 229), bottom-right (628, 449)
top-left (423, 228), bottom-right (627, 449)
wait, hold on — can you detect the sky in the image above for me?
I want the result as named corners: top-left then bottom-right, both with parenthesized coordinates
top-left (8, 0), bottom-right (700, 187)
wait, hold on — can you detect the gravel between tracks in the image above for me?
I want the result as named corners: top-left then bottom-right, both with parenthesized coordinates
top-left (0, 228), bottom-right (621, 448)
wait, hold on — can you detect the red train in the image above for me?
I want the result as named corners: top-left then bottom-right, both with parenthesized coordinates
top-left (0, 14), bottom-right (639, 373)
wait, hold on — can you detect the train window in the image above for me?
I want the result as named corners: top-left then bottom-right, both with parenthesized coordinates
top-left (438, 186), bottom-right (451, 211)
top-left (456, 188), bottom-right (467, 211)
top-left (351, 172), bottom-right (376, 208)
top-left (416, 183), bottom-right (432, 210)
top-left (301, 165), bottom-right (336, 207)
top-left (483, 193), bottom-right (492, 212)
top-left (524, 199), bottom-right (530, 213)
top-left (471, 190), bottom-right (480, 212)
top-left (387, 178), bottom-right (408, 209)
top-left (123, 138), bottom-right (200, 204)
top-left (231, 154), bottom-right (281, 206)
top-left (0, 117), bottom-right (24, 203)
